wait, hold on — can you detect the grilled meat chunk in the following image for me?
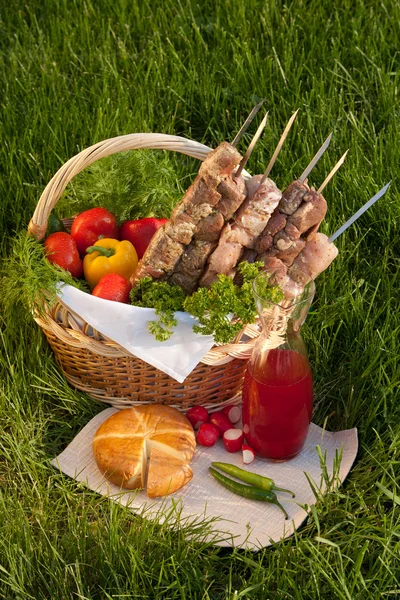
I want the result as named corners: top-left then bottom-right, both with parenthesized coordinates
top-left (255, 255), bottom-right (303, 299)
top-left (239, 248), bottom-right (258, 264)
top-left (193, 211), bottom-right (225, 242)
top-left (255, 209), bottom-right (287, 253)
top-left (199, 223), bottom-right (244, 288)
top-left (168, 212), bottom-right (224, 294)
top-left (217, 176), bottom-right (247, 220)
top-left (274, 223), bottom-right (301, 251)
top-left (257, 255), bottom-right (288, 280)
top-left (279, 179), bottom-right (310, 215)
top-left (288, 189), bottom-right (327, 236)
top-left (164, 213), bottom-right (197, 245)
top-left (131, 228), bottom-right (184, 281)
top-left (275, 238), bottom-right (306, 266)
top-left (289, 233), bottom-right (338, 284)
top-left (235, 176), bottom-right (282, 245)
top-left (169, 241), bottom-right (218, 294)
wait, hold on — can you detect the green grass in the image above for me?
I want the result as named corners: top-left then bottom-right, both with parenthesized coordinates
top-left (1, 0), bottom-right (400, 597)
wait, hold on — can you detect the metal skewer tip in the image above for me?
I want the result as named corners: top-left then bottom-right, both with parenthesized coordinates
top-left (317, 149), bottom-right (349, 194)
top-left (231, 98), bottom-right (266, 148)
top-left (235, 111), bottom-right (269, 178)
top-left (260, 108), bottom-right (299, 185)
top-left (329, 182), bottom-right (391, 243)
top-left (299, 132), bottom-right (333, 183)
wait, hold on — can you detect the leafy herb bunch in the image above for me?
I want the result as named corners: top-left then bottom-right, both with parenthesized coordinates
top-left (130, 261), bottom-right (283, 343)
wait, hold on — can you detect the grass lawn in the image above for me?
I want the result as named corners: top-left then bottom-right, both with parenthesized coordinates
top-left (1, 0), bottom-right (399, 597)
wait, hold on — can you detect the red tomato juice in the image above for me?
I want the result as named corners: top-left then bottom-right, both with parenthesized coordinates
top-left (242, 348), bottom-right (313, 460)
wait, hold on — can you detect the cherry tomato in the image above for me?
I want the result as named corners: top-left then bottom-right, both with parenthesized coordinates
top-left (44, 232), bottom-right (83, 278)
top-left (71, 207), bottom-right (119, 255)
top-left (92, 273), bottom-right (132, 303)
top-left (119, 217), bottom-right (168, 259)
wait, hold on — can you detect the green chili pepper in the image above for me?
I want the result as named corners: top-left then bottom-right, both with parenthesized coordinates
top-left (209, 467), bottom-right (289, 519)
top-left (211, 462), bottom-right (295, 497)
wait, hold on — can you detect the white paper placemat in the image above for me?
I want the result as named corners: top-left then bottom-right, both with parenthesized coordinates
top-left (51, 408), bottom-right (358, 550)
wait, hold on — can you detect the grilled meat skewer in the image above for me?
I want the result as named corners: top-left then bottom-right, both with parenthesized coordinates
top-left (255, 150), bottom-right (347, 270)
top-left (168, 173), bottom-right (247, 294)
top-left (199, 175), bottom-right (282, 288)
top-left (131, 142), bottom-right (242, 285)
top-left (167, 112), bottom-right (269, 291)
top-left (257, 233), bottom-right (339, 300)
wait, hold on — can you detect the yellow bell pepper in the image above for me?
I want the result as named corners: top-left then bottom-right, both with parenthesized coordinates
top-left (83, 238), bottom-right (138, 288)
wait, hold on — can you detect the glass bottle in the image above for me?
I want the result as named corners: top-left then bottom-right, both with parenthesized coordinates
top-left (242, 270), bottom-right (316, 461)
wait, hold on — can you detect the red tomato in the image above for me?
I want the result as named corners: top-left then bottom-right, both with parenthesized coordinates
top-left (92, 273), bottom-right (132, 303)
top-left (44, 232), bottom-right (83, 278)
top-left (71, 207), bottom-right (119, 255)
top-left (119, 217), bottom-right (168, 259)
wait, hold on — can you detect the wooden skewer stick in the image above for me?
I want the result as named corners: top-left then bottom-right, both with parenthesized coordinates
top-left (317, 150), bottom-right (349, 194)
top-left (260, 109), bottom-right (299, 184)
top-left (299, 132), bottom-right (333, 183)
top-left (231, 98), bottom-right (265, 148)
top-left (329, 182), bottom-right (391, 243)
top-left (235, 112), bottom-right (269, 178)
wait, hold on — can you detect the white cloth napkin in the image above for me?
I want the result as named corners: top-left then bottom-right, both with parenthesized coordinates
top-left (56, 284), bottom-right (215, 383)
top-left (52, 407), bottom-right (358, 550)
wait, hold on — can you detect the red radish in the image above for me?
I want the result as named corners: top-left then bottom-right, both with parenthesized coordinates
top-left (222, 404), bottom-right (241, 425)
top-left (196, 423), bottom-right (220, 447)
top-left (223, 428), bottom-right (244, 453)
top-left (186, 406), bottom-right (209, 430)
top-left (209, 411), bottom-right (232, 434)
top-left (242, 444), bottom-right (255, 464)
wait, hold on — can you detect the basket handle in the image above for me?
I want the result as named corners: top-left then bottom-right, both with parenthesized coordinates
top-left (28, 133), bottom-right (215, 241)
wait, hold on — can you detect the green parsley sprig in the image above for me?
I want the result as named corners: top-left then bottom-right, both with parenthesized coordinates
top-left (184, 262), bottom-right (264, 343)
top-left (130, 261), bottom-right (284, 343)
top-left (130, 277), bottom-right (186, 341)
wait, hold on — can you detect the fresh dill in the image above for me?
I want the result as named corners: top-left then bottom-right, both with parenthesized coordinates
top-left (1, 232), bottom-right (89, 322)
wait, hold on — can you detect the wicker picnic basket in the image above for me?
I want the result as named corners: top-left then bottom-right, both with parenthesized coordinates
top-left (28, 133), bottom-right (261, 411)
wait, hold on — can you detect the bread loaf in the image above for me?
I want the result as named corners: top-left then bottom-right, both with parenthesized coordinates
top-left (147, 446), bottom-right (193, 498)
top-left (93, 405), bottom-right (196, 496)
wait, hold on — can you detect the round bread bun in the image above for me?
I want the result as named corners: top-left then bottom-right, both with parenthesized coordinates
top-left (93, 405), bottom-right (196, 497)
